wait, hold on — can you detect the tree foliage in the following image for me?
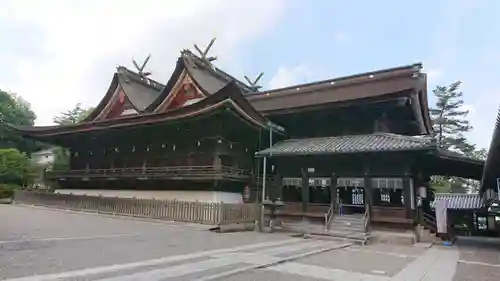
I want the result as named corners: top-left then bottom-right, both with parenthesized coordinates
top-left (0, 89), bottom-right (40, 154)
top-left (429, 81), bottom-right (487, 193)
top-left (53, 103), bottom-right (94, 125)
top-left (0, 148), bottom-right (31, 185)
top-left (429, 81), bottom-right (474, 153)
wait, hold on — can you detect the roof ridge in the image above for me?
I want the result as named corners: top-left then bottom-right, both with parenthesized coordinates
top-left (116, 66), bottom-right (165, 90)
top-left (436, 193), bottom-right (480, 196)
top-left (256, 63), bottom-right (422, 95)
top-left (279, 133), bottom-right (432, 143)
top-left (180, 50), bottom-right (254, 93)
top-left (374, 133), bottom-right (433, 143)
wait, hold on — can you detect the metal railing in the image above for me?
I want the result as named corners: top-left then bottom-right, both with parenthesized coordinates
top-left (47, 165), bottom-right (250, 180)
top-left (324, 198), bottom-right (343, 231)
top-left (324, 203), bottom-right (334, 231)
top-left (363, 204), bottom-right (371, 234)
top-left (423, 211), bottom-right (437, 233)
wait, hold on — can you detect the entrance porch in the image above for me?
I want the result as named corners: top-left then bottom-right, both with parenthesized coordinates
top-left (277, 176), bottom-right (413, 227)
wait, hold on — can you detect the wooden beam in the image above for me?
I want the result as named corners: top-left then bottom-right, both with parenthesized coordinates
top-left (330, 173), bottom-right (338, 206)
top-left (301, 168), bottom-right (309, 212)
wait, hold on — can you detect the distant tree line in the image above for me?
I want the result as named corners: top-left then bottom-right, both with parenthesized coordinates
top-left (0, 89), bottom-right (92, 196)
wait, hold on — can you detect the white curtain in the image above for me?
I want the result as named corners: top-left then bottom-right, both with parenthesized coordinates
top-left (435, 199), bottom-right (448, 233)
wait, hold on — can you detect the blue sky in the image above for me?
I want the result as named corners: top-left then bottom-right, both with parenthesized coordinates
top-left (0, 0), bottom-right (499, 148)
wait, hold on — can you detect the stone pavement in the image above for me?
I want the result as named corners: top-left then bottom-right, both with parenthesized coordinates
top-left (2, 204), bottom-right (500, 280)
top-left (453, 237), bottom-right (500, 281)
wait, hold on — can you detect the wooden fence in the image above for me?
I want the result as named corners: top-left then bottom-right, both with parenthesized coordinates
top-left (14, 191), bottom-right (257, 225)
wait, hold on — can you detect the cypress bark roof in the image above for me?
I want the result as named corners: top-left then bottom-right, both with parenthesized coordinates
top-left (8, 81), bottom-right (276, 138)
top-left (83, 67), bottom-right (164, 122)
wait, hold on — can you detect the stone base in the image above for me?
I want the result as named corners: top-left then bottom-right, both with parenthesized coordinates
top-left (370, 230), bottom-right (417, 245)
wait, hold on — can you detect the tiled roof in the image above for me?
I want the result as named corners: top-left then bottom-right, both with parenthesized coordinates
top-left (432, 193), bottom-right (485, 210)
top-left (255, 133), bottom-right (435, 157)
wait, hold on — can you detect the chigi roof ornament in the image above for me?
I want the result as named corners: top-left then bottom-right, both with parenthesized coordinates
top-left (132, 54), bottom-right (152, 80)
top-left (194, 37), bottom-right (217, 66)
top-left (244, 72), bottom-right (264, 91)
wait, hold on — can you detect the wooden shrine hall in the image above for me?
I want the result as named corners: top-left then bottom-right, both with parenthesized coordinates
top-left (8, 41), bottom-right (484, 232)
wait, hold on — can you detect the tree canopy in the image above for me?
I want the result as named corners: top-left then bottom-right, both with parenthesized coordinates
top-left (429, 81), bottom-right (486, 193)
top-left (430, 81), bottom-right (475, 153)
top-left (0, 89), bottom-right (40, 154)
top-left (53, 103), bottom-right (94, 125)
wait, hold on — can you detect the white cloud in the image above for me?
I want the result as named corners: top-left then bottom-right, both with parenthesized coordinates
top-left (0, 0), bottom-right (286, 125)
top-left (267, 64), bottom-right (314, 89)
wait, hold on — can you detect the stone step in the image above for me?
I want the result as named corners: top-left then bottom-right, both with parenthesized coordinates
top-left (306, 231), bottom-right (371, 246)
top-left (330, 220), bottom-right (364, 226)
top-left (329, 224), bottom-right (365, 233)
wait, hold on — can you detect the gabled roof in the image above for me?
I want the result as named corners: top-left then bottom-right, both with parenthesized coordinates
top-left (83, 67), bottom-right (164, 122)
top-left (145, 50), bottom-right (254, 112)
top-left (255, 133), bottom-right (435, 157)
top-left (432, 193), bottom-right (484, 210)
top-left (246, 63), bottom-right (432, 134)
top-left (9, 81), bottom-right (276, 138)
top-left (149, 56), bottom-right (432, 134)
top-left (481, 106), bottom-right (500, 193)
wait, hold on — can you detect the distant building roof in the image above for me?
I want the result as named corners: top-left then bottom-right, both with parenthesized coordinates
top-left (432, 193), bottom-right (485, 210)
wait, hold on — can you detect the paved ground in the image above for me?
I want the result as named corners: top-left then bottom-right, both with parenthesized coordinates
top-left (453, 237), bottom-right (500, 281)
top-left (1, 204), bottom-right (499, 280)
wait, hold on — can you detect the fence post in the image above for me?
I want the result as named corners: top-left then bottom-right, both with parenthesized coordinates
top-left (217, 201), bottom-right (224, 225)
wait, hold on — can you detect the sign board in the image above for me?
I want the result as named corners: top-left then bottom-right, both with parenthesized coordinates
top-left (307, 168), bottom-right (315, 173)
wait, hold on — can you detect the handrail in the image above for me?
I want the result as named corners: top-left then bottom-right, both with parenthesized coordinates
top-left (363, 205), bottom-right (370, 233)
top-left (423, 211), bottom-right (437, 232)
top-left (324, 198), bottom-right (343, 231)
top-left (324, 203), bottom-right (334, 231)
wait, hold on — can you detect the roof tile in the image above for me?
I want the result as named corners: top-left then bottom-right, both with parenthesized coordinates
top-left (432, 193), bottom-right (484, 210)
top-left (256, 133), bottom-right (434, 157)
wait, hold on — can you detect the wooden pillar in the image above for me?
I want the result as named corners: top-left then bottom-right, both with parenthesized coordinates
top-left (363, 173), bottom-right (373, 215)
top-left (301, 168), bottom-right (309, 213)
top-left (330, 173), bottom-right (338, 206)
top-left (403, 175), bottom-right (412, 219)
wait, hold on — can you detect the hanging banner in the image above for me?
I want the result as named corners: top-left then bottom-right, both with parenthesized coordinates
top-left (435, 199), bottom-right (448, 233)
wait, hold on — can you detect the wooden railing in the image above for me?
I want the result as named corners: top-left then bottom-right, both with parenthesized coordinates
top-left (14, 191), bottom-right (257, 225)
top-left (47, 165), bottom-right (250, 181)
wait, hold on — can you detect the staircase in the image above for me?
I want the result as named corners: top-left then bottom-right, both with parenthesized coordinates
top-left (284, 213), bottom-right (371, 245)
top-left (420, 210), bottom-right (440, 243)
top-left (320, 214), bottom-right (371, 245)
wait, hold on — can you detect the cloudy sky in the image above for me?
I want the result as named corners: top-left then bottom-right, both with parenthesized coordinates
top-left (1, 0), bottom-right (499, 148)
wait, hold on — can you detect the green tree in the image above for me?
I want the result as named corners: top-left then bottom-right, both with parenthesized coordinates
top-left (53, 103), bottom-right (94, 125)
top-left (429, 82), bottom-right (478, 193)
top-left (0, 90), bottom-right (39, 153)
top-left (0, 148), bottom-right (31, 185)
top-left (430, 81), bottom-right (474, 152)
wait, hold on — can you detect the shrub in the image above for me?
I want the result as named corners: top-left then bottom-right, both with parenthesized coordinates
top-left (0, 184), bottom-right (18, 199)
